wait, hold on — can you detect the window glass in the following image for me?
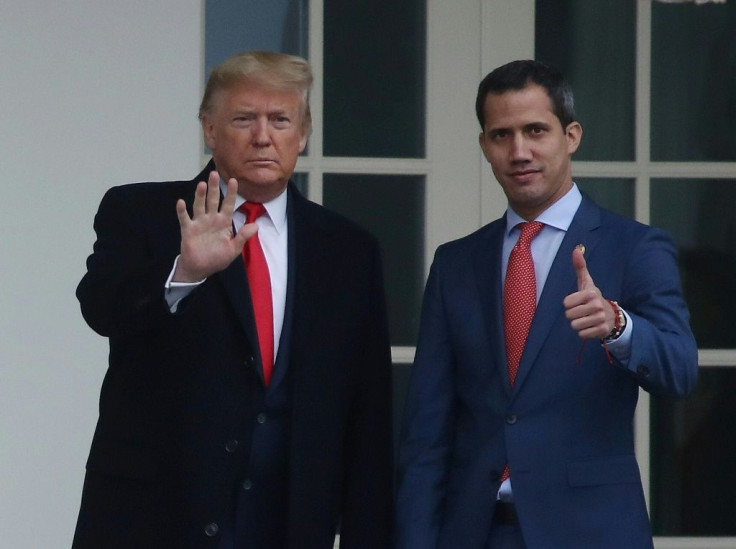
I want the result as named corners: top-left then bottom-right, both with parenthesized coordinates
top-left (323, 175), bottom-right (425, 345)
top-left (650, 367), bottom-right (736, 536)
top-left (575, 178), bottom-right (634, 219)
top-left (291, 173), bottom-right (308, 197)
top-left (651, 1), bottom-right (736, 162)
top-left (651, 179), bottom-right (736, 349)
top-left (323, 0), bottom-right (426, 158)
top-left (205, 0), bottom-right (308, 75)
top-left (535, 0), bottom-right (635, 161)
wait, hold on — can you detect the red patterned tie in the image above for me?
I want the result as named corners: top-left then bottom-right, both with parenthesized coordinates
top-left (239, 202), bottom-right (274, 386)
top-left (500, 221), bottom-right (544, 481)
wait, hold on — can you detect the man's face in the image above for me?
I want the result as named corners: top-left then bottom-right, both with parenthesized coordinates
top-left (478, 83), bottom-right (581, 220)
top-left (202, 81), bottom-right (308, 202)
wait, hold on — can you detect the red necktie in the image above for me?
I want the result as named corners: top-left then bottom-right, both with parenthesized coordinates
top-left (500, 221), bottom-right (543, 482)
top-left (239, 202), bottom-right (274, 386)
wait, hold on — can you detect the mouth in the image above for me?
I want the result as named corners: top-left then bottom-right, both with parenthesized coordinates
top-left (509, 169), bottom-right (540, 183)
top-left (248, 159), bottom-right (277, 166)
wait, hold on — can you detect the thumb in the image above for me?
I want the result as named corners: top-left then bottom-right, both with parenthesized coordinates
top-left (572, 246), bottom-right (594, 291)
top-left (234, 222), bottom-right (259, 248)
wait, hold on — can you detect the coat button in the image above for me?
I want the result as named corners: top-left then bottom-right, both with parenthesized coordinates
top-left (225, 439), bottom-right (239, 453)
top-left (636, 365), bottom-right (651, 377)
top-left (256, 413), bottom-right (267, 424)
top-left (506, 415), bottom-right (517, 425)
top-left (245, 355), bottom-right (256, 368)
top-left (204, 522), bottom-right (219, 537)
top-left (242, 479), bottom-right (253, 491)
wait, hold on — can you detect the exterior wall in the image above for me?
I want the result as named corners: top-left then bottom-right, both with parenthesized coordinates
top-left (0, 2), bottom-right (202, 546)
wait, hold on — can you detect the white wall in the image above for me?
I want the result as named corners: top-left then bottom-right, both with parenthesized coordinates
top-left (0, 1), bottom-right (202, 546)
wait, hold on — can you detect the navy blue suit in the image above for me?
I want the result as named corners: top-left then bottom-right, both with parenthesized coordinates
top-left (73, 162), bottom-right (393, 548)
top-left (396, 196), bottom-right (697, 548)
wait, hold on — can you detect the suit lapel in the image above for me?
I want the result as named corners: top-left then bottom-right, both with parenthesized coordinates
top-left (473, 219), bottom-right (513, 396)
top-left (511, 197), bottom-right (602, 394)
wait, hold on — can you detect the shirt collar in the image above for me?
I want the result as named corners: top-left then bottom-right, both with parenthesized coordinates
top-left (505, 183), bottom-right (582, 236)
top-left (219, 180), bottom-right (289, 235)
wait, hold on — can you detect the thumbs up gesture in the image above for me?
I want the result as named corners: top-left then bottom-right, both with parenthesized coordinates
top-left (563, 246), bottom-right (616, 339)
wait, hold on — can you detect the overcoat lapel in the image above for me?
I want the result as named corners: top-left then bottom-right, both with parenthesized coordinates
top-left (511, 197), bottom-right (602, 395)
top-left (215, 256), bottom-right (261, 372)
top-left (187, 160), bottom-right (263, 384)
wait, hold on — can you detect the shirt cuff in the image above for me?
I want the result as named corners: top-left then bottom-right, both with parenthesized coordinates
top-left (164, 255), bottom-right (206, 312)
top-left (601, 309), bottom-right (633, 364)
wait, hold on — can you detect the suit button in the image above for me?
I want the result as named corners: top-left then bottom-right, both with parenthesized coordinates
top-left (245, 355), bottom-right (256, 368)
top-left (637, 365), bottom-right (651, 377)
top-left (506, 415), bottom-right (517, 425)
top-left (256, 413), bottom-right (267, 424)
top-left (204, 522), bottom-right (219, 537)
top-left (242, 479), bottom-right (253, 491)
top-left (225, 439), bottom-right (239, 453)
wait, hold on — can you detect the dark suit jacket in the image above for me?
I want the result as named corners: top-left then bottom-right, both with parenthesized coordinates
top-left (396, 196), bottom-right (698, 548)
top-left (73, 163), bottom-right (393, 548)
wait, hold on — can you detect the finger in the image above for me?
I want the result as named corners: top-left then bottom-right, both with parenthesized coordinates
top-left (192, 180), bottom-right (207, 218)
top-left (563, 298), bottom-right (584, 319)
top-left (175, 198), bottom-right (191, 228)
top-left (572, 247), bottom-right (595, 291)
top-left (206, 170), bottom-right (221, 213)
top-left (220, 178), bottom-right (239, 217)
top-left (233, 222), bottom-right (259, 249)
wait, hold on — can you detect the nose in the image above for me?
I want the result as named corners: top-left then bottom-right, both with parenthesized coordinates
top-left (252, 118), bottom-right (271, 146)
top-left (510, 134), bottom-right (531, 162)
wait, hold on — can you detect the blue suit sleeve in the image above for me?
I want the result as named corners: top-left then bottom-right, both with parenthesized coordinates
top-left (618, 227), bottom-right (698, 398)
top-left (396, 250), bottom-right (456, 548)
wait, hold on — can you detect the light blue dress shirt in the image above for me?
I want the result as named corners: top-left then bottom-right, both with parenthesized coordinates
top-left (498, 183), bottom-right (633, 501)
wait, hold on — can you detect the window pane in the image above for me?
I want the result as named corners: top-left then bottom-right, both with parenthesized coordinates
top-left (323, 0), bottom-right (426, 158)
top-left (205, 0), bottom-right (308, 76)
top-left (535, 0), bottom-right (635, 161)
top-left (575, 178), bottom-right (634, 219)
top-left (651, 367), bottom-right (736, 536)
top-left (651, 1), bottom-right (736, 162)
top-left (651, 179), bottom-right (736, 349)
top-left (323, 175), bottom-right (425, 345)
top-left (291, 173), bottom-right (308, 196)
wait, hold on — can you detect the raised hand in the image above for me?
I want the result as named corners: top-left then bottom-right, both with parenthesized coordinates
top-left (563, 246), bottom-right (615, 339)
top-left (173, 170), bottom-right (258, 282)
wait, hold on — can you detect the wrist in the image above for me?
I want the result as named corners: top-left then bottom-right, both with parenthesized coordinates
top-left (172, 256), bottom-right (207, 283)
top-left (603, 300), bottom-right (626, 341)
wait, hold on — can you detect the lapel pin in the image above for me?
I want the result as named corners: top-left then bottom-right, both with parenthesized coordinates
top-left (575, 244), bottom-right (585, 255)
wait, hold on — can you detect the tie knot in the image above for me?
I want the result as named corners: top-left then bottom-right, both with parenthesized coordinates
top-left (516, 221), bottom-right (544, 247)
top-left (239, 201), bottom-right (267, 222)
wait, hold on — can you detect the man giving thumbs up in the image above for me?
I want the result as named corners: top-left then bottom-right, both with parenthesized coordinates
top-left (397, 60), bottom-right (698, 549)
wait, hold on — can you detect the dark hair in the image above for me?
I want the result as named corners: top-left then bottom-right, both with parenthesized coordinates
top-left (475, 60), bottom-right (575, 130)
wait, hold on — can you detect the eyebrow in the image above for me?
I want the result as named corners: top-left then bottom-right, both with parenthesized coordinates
top-left (231, 106), bottom-right (294, 116)
top-left (487, 121), bottom-right (552, 133)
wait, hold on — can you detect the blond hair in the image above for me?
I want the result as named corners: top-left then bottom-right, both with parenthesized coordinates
top-left (199, 51), bottom-right (313, 135)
